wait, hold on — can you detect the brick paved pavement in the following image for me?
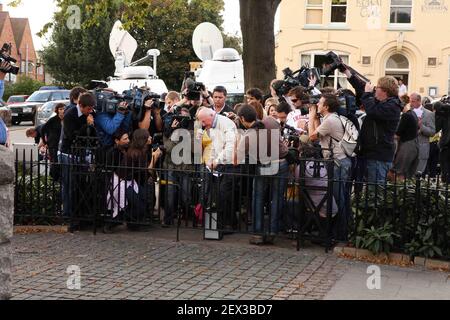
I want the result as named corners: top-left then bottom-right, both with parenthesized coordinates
top-left (10, 227), bottom-right (450, 300)
top-left (11, 228), bottom-right (349, 300)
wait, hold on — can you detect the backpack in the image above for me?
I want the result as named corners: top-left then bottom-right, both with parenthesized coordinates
top-left (331, 114), bottom-right (359, 158)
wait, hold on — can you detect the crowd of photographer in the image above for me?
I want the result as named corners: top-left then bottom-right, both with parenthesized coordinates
top-left (22, 51), bottom-right (450, 245)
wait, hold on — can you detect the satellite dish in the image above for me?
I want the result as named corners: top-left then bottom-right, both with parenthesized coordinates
top-left (192, 22), bottom-right (223, 62)
top-left (109, 20), bottom-right (138, 67)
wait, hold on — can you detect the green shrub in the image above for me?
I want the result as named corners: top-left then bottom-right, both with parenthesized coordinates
top-left (351, 179), bottom-right (450, 259)
top-left (355, 222), bottom-right (399, 255)
top-left (3, 76), bottom-right (45, 102)
top-left (15, 162), bottom-right (62, 225)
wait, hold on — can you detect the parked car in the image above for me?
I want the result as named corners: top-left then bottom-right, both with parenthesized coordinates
top-left (39, 86), bottom-right (66, 91)
top-left (6, 95), bottom-right (29, 105)
top-left (9, 90), bottom-right (70, 125)
top-left (35, 100), bottom-right (70, 126)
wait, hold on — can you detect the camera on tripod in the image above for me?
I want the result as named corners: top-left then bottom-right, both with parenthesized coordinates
top-left (0, 43), bottom-right (20, 75)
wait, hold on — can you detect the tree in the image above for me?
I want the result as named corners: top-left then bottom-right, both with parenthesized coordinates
top-left (37, 0), bottom-right (242, 90)
top-left (240, 0), bottom-right (281, 93)
top-left (11, 0), bottom-right (278, 92)
top-left (129, 0), bottom-right (229, 90)
top-left (39, 0), bottom-right (119, 87)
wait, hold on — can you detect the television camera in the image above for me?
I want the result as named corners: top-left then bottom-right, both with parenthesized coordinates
top-left (182, 72), bottom-right (206, 101)
top-left (434, 95), bottom-right (450, 117)
top-left (0, 43), bottom-right (20, 75)
top-left (89, 80), bottom-right (164, 120)
top-left (274, 65), bottom-right (321, 100)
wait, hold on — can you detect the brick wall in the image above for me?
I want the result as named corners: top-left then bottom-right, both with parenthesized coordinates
top-left (16, 21), bottom-right (43, 82)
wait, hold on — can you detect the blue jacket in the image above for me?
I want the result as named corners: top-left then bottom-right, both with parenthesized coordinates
top-left (0, 117), bottom-right (7, 145)
top-left (95, 112), bottom-right (132, 146)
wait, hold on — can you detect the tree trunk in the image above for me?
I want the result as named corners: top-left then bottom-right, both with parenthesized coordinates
top-left (240, 0), bottom-right (281, 94)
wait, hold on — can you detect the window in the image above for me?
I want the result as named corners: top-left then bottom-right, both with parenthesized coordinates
top-left (331, 0), bottom-right (347, 23)
top-left (386, 54), bottom-right (409, 69)
top-left (301, 53), bottom-right (349, 89)
top-left (51, 92), bottom-right (65, 101)
top-left (428, 58), bottom-right (437, 67)
top-left (306, 0), bottom-right (323, 25)
top-left (390, 0), bottom-right (412, 24)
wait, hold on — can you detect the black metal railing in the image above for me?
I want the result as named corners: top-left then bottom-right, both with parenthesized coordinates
top-left (14, 147), bottom-right (450, 260)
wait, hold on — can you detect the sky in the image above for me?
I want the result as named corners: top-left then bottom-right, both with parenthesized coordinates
top-left (2, 0), bottom-right (279, 50)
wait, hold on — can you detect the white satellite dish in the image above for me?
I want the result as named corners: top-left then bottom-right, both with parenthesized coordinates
top-left (109, 20), bottom-right (138, 67)
top-left (192, 22), bottom-right (223, 62)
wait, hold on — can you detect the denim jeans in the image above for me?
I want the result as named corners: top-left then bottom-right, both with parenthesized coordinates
top-left (366, 160), bottom-right (392, 185)
top-left (59, 153), bottom-right (72, 218)
top-left (252, 160), bottom-right (289, 235)
top-left (0, 80), bottom-right (4, 102)
top-left (332, 157), bottom-right (352, 241)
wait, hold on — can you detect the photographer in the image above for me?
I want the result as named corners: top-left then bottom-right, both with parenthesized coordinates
top-left (162, 105), bottom-right (195, 227)
top-left (41, 103), bottom-right (65, 180)
top-left (343, 69), bottom-right (402, 184)
top-left (59, 92), bottom-right (96, 219)
top-left (66, 87), bottom-right (88, 113)
top-left (435, 100), bottom-right (450, 183)
top-left (0, 42), bottom-right (20, 101)
top-left (0, 116), bottom-right (8, 148)
top-left (0, 61), bottom-right (10, 101)
top-left (236, 104), bottom-right (289, 244)
top-left (197, 107), bottom-right (239, 232)
top-left (212, 86), bottom-right (234, 116)
top-left (286, 86), bottom-right (310, 133)
top-left (95, 93), bottom-right (157, 148)
top-left (308, 94), bottom-right (352, 241)
top-left (276, 101), bottom-right (292, 128)
top-left (164, 91), bottom-right (181, 113)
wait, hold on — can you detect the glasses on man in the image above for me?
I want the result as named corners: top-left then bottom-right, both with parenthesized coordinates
top-left (291, 99), bottom-right (300, 103)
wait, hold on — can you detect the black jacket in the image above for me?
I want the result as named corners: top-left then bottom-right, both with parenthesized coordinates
top-left (41, 116), bottom-right (62, 150)
top-left (396, 111), bottom-right (418, 143)
top-left (215, 104), bottom-right (234, 116)
top-left (60, 106), bottom-right (95, 154)
top-left (436, 111), bottom-right (450, 149)
top-left (359, 93), bottom-right (402, 162)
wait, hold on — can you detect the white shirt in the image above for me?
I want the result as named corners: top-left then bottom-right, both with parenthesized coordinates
top-left (286, 109), bottom-right (308, 133)
top-left (208, 114), bottom-right (237, 165)
top-left (399, 84), bottom-right (408, 97)
top-left (413, 106), bottom-right (424, 119)
top-left (76, 104), bottom-right (83, 117)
